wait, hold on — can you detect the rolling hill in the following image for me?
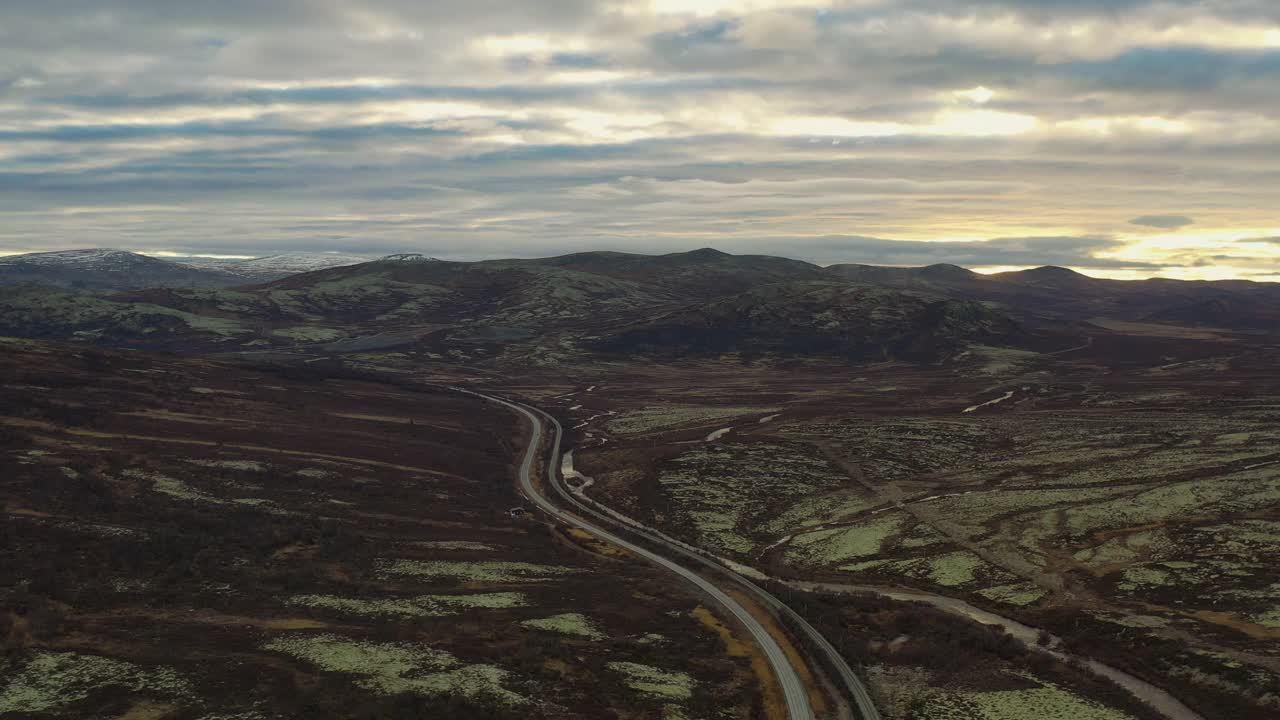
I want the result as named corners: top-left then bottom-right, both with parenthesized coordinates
top-left (591, 281), bottom-right (1026, 362)
top-left (0, 248), bottom-right (1275, 362)
top-left (0, 249), bottom-right (243, 291)
top-left (174, 252), bottom-right (374, 282)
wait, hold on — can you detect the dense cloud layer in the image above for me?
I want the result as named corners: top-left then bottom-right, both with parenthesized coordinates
top-left (1, 0), bottom-right (1277, 278)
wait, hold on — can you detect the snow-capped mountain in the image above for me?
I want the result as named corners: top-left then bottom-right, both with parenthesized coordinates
top-left (379, 253), bottom-right (441, 263)
top-left (0, 249), bottom-right (242, 290)
top-left (176, 252), bottom-right (372, 282)
top-left (1, 248), bottom-right (139, 268)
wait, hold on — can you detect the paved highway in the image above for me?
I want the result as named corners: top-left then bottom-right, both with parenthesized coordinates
top-left (458, 388), bottom-right (817, 720)
top-left (524, 398), bottom-right (882, 720)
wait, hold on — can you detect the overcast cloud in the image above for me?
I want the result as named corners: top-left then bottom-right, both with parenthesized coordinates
top-left (1, 0), bottom-right (1278, 279)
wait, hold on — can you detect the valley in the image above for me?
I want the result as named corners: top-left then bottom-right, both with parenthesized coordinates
top-left (1, 247), bottom-right (1278, 720)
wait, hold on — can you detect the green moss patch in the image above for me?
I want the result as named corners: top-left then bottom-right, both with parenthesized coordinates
top-left (520, 613), bottom-right (606, 640)
top-left (376, 559), bottom-right (575, 583)
top-left (969, 684), bottom-right (1136, 720)
top-left (788, 514), bottom-right (904, 567)
top-left (919, 676), bottom-right (1137, 720)
top-left (289, 592), bottom-right (528, 618)
top-left (655, 441), bottom-right (854, 557)
top-left (262, 633), bottom-right (524, 706)
top-left (1250, 607), bottom-right (1280, 629)
top-left (1117, 565), bottom-right (1173, 592)
top-left (975, 583), bottom-right (1047, 607)
top-left (0, 651), bottom-right (192, 714)
top-left (125, 469), bottom-right (221, 504)
top-left (920, 551), bottom-right (988, 587)
top-left (606, 662), bottom-right (695, 700)
top-left (409, 540), bottom-right (500, 552)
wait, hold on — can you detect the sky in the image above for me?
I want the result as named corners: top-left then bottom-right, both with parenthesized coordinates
top-left (2, 1), bottom-right (1279, 279)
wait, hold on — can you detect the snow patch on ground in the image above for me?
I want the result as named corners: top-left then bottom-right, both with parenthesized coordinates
top-left (705, 427), bottom-right (732, 442)
top-left (963, 390), bottom-right (1015, 413)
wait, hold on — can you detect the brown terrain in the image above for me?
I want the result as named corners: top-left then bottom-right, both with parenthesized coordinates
top-left (1, 249), bottom-right (1278, 720)
top-left (0, 340), bottom-right (767, 719)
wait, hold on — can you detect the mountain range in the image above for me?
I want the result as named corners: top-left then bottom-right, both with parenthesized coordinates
top-left (0, 249), bottom-right (372, 289)
top-left (0, 247), bottom-right (1275, 363)
top-left (174, 252), bottom-right (374, 282)
top-left (0, 249), bottom-right (242, 290)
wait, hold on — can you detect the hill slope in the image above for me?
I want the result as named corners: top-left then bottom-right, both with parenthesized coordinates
top-left (593, 281), bottom-right (1026, 362)
top-left (0, 249), bottom-right (242, 291)
top-left (176, 252), bottom-right (374, 282)
top-left (1, 248), bottom-right (1275, 361)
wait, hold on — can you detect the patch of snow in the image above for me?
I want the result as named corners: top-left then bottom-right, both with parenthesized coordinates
top-left (379, 253), bottom-right (439, 263)
top-left (176, 252), bottom-right (372, 281)
top-left (560, 450), bottom-right (595, 494)
top-left (759, 534), bottom-right (794, 556)
top-left (573, 411), bottom-right (615, 430)
top-left (190, 386), bottom-right (246, 396)
top-left (0, 248), bottom-right (140, 268)
top-left (705, 427), bottom-right (732, 442)
top-left (963, 390), bottom-right (1015, 413)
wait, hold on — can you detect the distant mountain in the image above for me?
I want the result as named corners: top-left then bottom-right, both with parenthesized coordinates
top-left (991, 265), bottom-right (1096, 288)
top-left (1, 248), bottom-right (1275, 359)
top-left (379, 253), bottom-right (440, 263)
top-left (1144, 297), bottom-right (1280, 332)
top-left (515, 248), bottom-right (826, 298)
top-left (0, 249), bottom-right (241, 291)
top-left (823, 263), bottom-right (982, 289)
top-left (175, 252), bottom-right (373, 282)
top-left (823, 262), bottom-right (1280, 328)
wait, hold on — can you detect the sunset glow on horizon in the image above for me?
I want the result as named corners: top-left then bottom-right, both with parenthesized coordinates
top-left (2, 1), bottom-right (1278, 279)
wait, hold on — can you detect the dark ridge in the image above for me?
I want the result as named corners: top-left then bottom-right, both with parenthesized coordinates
top-left (918, 263), bottom-right (979, 279)
top-left (677, 247), bottom-right (732, 261)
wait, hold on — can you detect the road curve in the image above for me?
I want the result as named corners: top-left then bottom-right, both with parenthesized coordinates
top-left (542, 407), bottom-right (882, 720)
top-left (458, 388), bottom-right (816, 720)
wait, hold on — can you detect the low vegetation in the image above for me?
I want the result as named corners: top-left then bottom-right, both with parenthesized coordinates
top-left (0, 342), bottom-right (762, 718)
top-left (262, 634), bottom-right (526, 706)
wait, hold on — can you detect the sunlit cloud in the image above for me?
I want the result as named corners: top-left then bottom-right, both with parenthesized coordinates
top-left (952, 86), bottom-right (995, 104)
top-left (473, 33), bottom-right (596, 57)
top-left (0, 0), bottom-right (1276, 279)
top-left (770, 109), bottom-right (1039, 138)
top-left (1056, 116), bottom-right (1192, 136)
top-left (645, 0), bottom-right (834, 18)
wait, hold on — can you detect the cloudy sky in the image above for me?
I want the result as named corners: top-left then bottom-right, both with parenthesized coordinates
top-left (2, 0), bottom-right (1278, 278)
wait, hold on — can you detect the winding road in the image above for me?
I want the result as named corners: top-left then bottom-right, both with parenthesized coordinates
top-left (457, 388), bottom-right (824, 720)
top-left (459, 388), bottom-right (885, 720)
top-left (451, 384), bottom-right (1200, 720)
